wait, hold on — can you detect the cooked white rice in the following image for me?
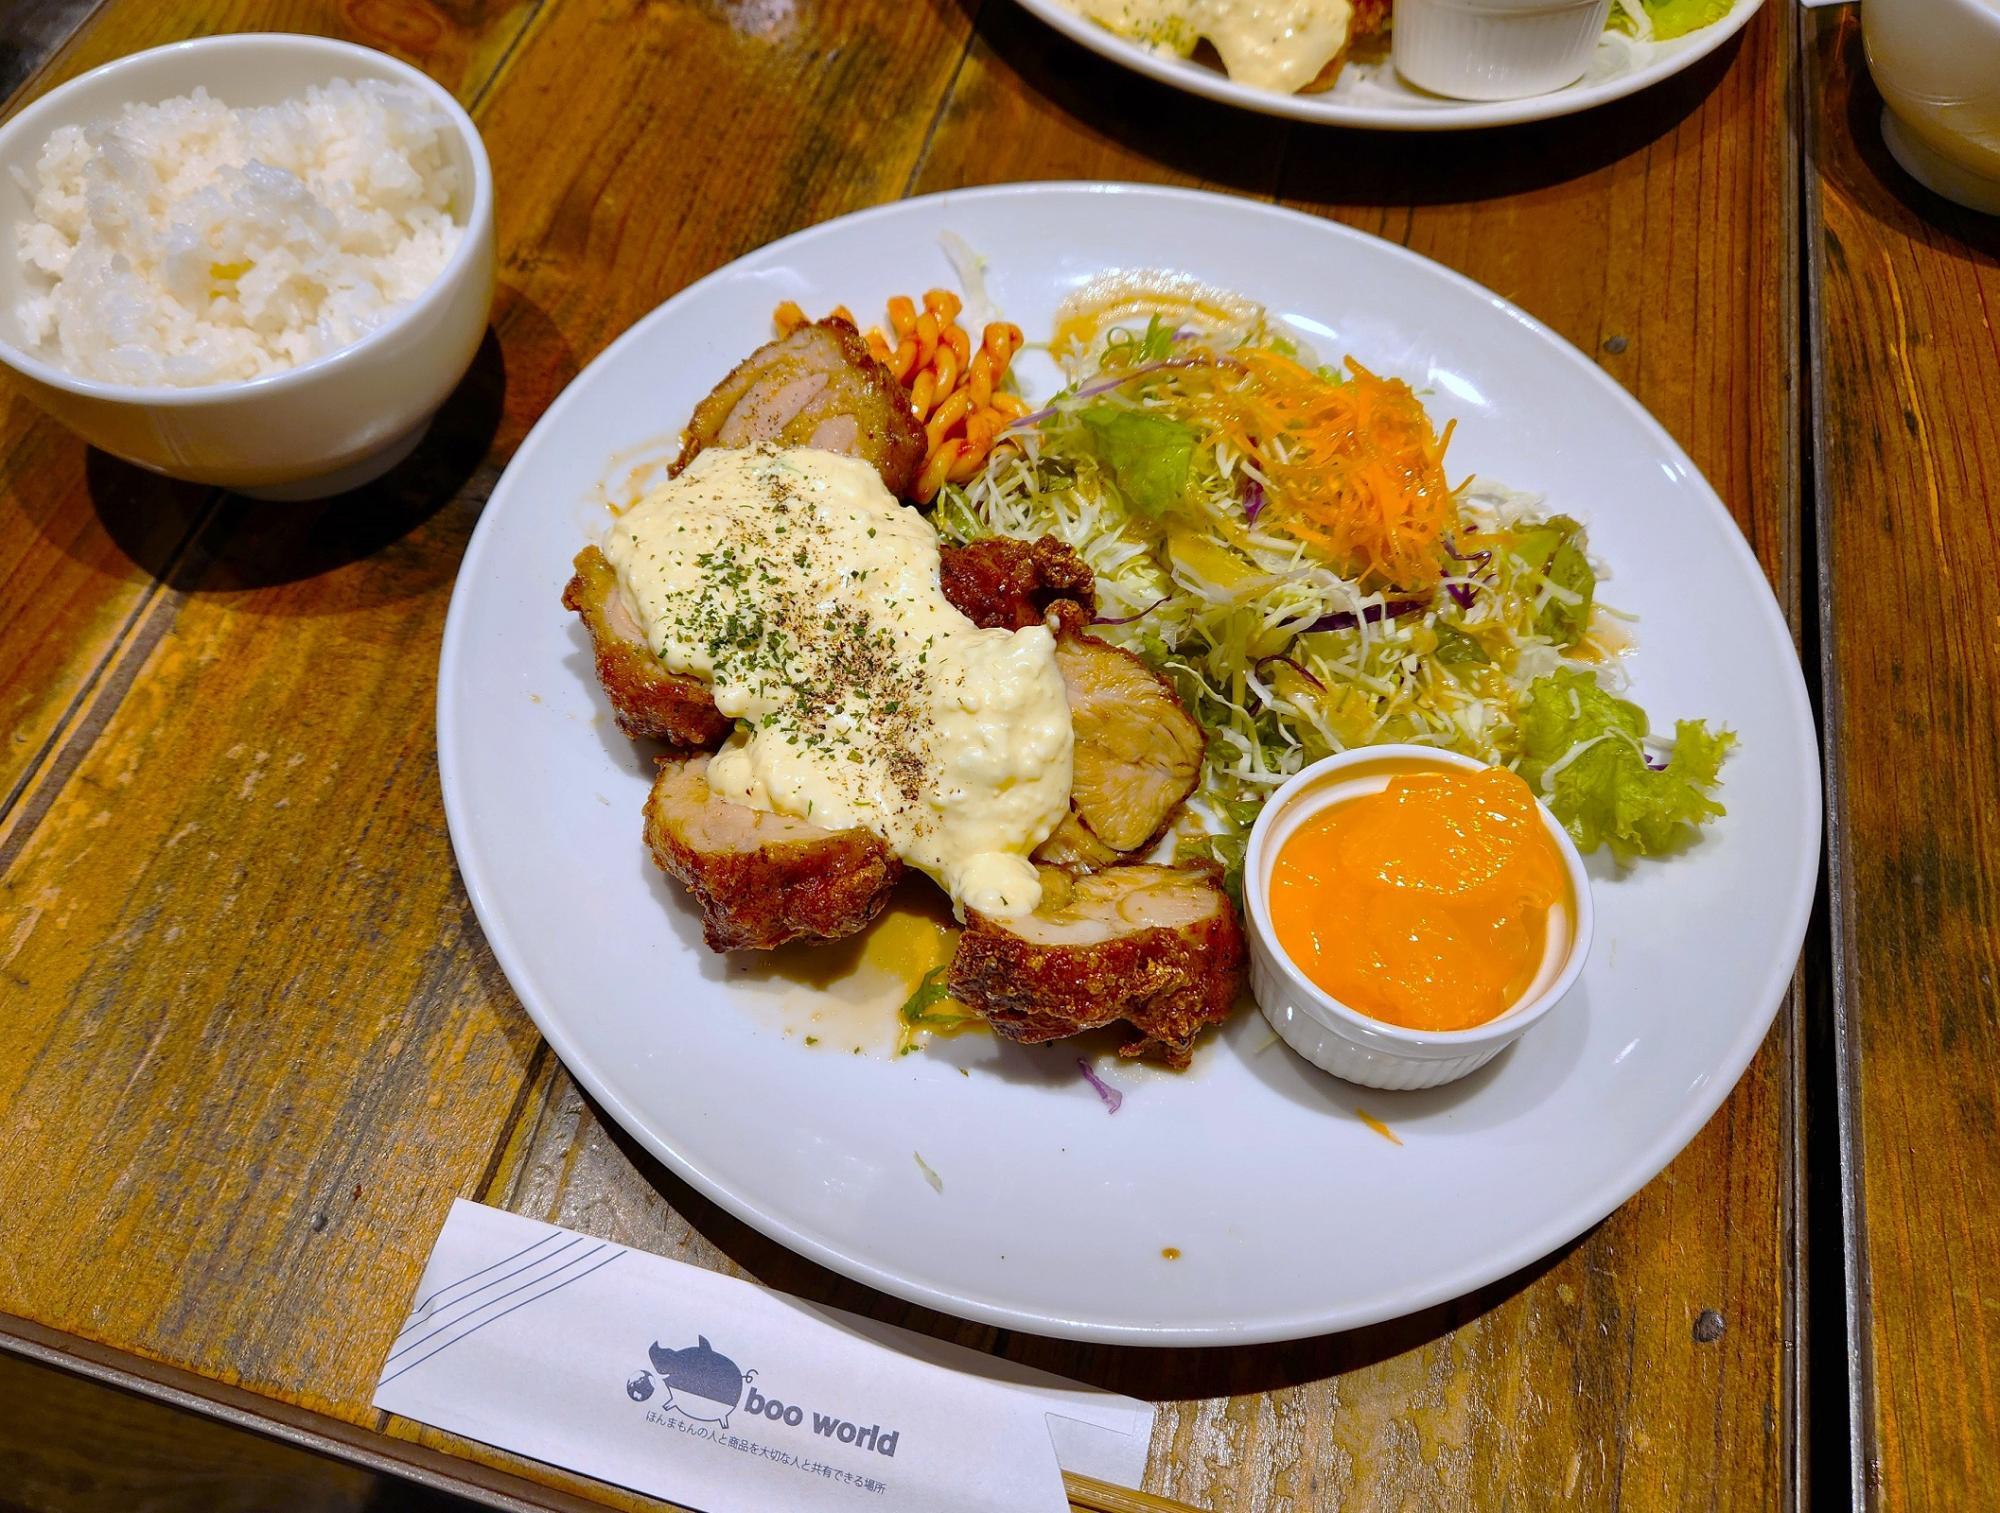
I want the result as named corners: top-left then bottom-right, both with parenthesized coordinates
top-left (12, 79), bottom-right (465, 387)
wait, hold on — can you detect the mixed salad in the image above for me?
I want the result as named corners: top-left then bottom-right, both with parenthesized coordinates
top-left (934, 285), bottom-right (1732, 896)
top-left (1609, 0), bottom-right (1738, 43)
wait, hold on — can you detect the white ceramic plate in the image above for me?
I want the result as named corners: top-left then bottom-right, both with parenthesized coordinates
top-left (438, 183), bottom-right (1818, 1345)
top-left (1010, 0), bottom-right (1763, 130)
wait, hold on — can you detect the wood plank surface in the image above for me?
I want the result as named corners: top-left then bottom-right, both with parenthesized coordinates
top-left (1803, 12), bottom-right (2000, 1508)
top-left (0, 1), bottom-right (1809, 1509)
top-left (0, 0), bottom-right (537, 862)
top-left (0, 0), bottom-right (550, 1416)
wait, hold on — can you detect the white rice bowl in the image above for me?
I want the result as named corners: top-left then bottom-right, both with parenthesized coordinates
top-left (12, 78), bottom-right (464, 388)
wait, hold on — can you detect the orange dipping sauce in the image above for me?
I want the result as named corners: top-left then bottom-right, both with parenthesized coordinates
top-left (1268, 766), bottom-right (1570, 1032)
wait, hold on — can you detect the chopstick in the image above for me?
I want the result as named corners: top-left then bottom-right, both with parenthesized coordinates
top-left (1064, 1470), bottom-right (1205, 1513)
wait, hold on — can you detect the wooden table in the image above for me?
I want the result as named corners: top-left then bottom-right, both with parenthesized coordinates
top-left (0, 2), bottom-right (1984, 1507)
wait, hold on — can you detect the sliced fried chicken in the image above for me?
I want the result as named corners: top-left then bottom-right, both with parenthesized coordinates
top-left (1033, 630), bottom-right (1203, 867)
top-left (936, 535), bottom-right (1096, 630)
top-left (563, 547), bottom-right (731, 747)
top-left (674, 319), bottom-right (927, 497)
top-left (644, 755), bottom-right (903, 952)
top-left (950, 864), bottom-right (1245, 1068)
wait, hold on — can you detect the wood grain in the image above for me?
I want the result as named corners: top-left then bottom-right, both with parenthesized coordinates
top-left (0, 1), bottom-right (1810, 1510)
top-left (0, 0), bottom-right (546, 1419)
top-left (0, 0), bottom-right (537, 856)
top-left (916, 6), bottom-right (1802, 1509)
top-left (2, 0), bottom-right (963, 1495)
top-left (1804, 12), bottom-right (2000, 1508)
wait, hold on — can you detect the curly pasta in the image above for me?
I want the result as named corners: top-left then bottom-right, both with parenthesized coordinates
top-left (774, 289), bottom-right (1023, 503)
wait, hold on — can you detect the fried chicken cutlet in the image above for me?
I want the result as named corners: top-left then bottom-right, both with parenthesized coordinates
top-left (644, 754), bottom-right (903, 952)
top-left (562, 546), bottom-right (732, 747)
top-left (674, 319), bottom-right (927, 497)
top-left (949, 863), bottom-right (1246, 1069)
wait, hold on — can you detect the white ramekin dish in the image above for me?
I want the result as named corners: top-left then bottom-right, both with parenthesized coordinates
top-left (1391, 0), bottom-right (1614, 102)
top-left (0, 33), bottom-right (497, 499)
top-left (1244, 745), bottom-right (1594, 1091)
top-left (1861, 0), bottom-right (2000, 215)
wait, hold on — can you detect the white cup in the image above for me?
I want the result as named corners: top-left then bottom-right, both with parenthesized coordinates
top-left (1392, 0), bottom-right (1614, 101)
top-left (1862, 0), bottom-right (2000, 215)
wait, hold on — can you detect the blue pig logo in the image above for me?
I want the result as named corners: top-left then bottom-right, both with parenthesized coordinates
top-left (644, 1336), bottom-right (749, 1426)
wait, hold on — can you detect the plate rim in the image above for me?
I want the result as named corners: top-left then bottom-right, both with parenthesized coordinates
top-left (1007, 0), bottom-right (1766, 130)
top-left (438, 180), bottom-right (1820, 1344)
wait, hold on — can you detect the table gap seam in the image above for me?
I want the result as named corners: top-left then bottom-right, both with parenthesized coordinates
top-left (900, 0), bottom-right (985, 199)
top-left (1795, 7), bottom-right (1878, 1510)
top-left (0, 0), bottom-right (109, 117)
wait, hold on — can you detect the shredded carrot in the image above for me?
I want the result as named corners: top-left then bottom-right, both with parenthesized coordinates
top-left (774, 291), bottom-right (1023, 503)
top-left (1157, 348), bottom-right (1456, 588)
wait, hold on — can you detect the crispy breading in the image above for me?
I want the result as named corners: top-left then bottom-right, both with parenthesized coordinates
top-left (562, 546), bottom-right (731, 747)
top-left (936, 535), bottom-right (1096, 630)
top-left (675, 319), bottom-right (927, 496)
top-left (644, 755), bottom-right (903, 952)
top-left (950, 864), bottom-right (1246, 1068)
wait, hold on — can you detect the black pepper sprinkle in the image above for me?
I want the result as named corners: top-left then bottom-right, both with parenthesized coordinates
top-left (629, 451), bottom-right (938, 814)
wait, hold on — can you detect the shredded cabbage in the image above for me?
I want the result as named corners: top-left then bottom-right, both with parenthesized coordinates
top-left (934, 306), bottom-right (1730, 878)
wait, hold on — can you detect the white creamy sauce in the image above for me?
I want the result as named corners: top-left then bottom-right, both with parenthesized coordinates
top-left (602, 446), bottom-right (1073, 916)
top-left (1063, 0), bottom-right (1354, 94)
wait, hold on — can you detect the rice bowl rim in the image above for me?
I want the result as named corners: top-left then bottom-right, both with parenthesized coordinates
top-left (0, 32), bottom-right (495, 406)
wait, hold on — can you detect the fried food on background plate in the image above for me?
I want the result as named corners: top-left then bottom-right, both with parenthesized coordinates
top-left (673, 319), bottom-right (928, 497)
top-left (949, 863), bottom-right (1246, 1069)
top-left (643, 755), bottom-right (903, 952)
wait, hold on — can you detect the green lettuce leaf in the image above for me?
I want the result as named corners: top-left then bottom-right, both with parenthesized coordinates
top-left (1512, 515), bottom-right (1596, 648)
top-left (1434, 622), bottom-right (1491, 667)
top-left (1643, 0), bottom-right (1733, 41)
top-left (1078, 405), bottom-right (1196, 517)
top-left (1516, 668), bottom-right (1734, 861)
top-left (1176, 830), bottom-right (1248, 905)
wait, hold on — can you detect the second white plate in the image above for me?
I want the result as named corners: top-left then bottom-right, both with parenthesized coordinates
top-left (1011, 0), bottom-right (1763, 130)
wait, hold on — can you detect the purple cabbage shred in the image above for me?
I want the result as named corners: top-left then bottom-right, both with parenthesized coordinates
top-left (1093, 594), bottom-right (1168, 627)
top-left (1005, 356), bottom-right (1242, 432)
top-left (1441, 536), bottom-right (1490, 611)
top-left (1243, 478), bottom-right (1266, 525)
top-left (1254, 654), bottom-right (1327, 693)
top-left (1077, 1059), bottom-right (1123, 1114)
top-left (1301, 597), bottom-right (1430, 635)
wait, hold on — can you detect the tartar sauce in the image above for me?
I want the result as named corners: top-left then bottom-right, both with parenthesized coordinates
top-left (602, 446), bottom-right (1073, 916)
top-left (1063, 0), bottom-right (1355, 95)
